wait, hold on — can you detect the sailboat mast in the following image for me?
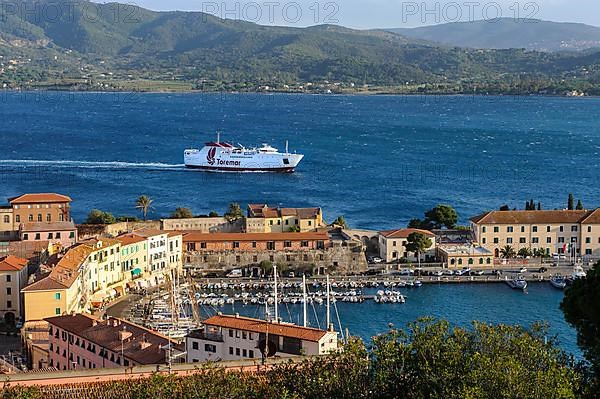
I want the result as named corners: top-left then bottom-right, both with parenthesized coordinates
top-left (326, 275), bottom-right (330, 328)
top-left (274, 265), bottom-right (279, 322)
top-left (303, 274), bottom-right (307, 327)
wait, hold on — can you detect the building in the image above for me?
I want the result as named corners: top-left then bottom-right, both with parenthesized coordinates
top-left (246, 204), bottom-right (324, 233)
top-left (81, 238), bottom-right (122, 302)
top-left (436, 245), bottom-right (495, 268)
top-left (132, 229), bottom-right (171, 285)
top-left (186, 314), bottom-right (338, 363)
top-left (161, 217), bottom-right (243, 233)
top-left (471, 209), bottom-right (600, 259)
top-left (0, 255), bottom-right (28, 324)
top-left (378, 228), bottom-right (436, 263)
top-left (18, 222), bottom-right (77, 248)
top-left (167, 232), bottom-right (183, 272)
top-left (8, 193), bottom-right (72, 230)
top-left (45, 313), bottom-right (180, 371)
top-left (116, 233), bottom-right (148, 285)
top-left (22, 245), bottom-right (93, 322)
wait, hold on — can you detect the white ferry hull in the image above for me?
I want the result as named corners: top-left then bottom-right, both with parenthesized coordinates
top-left (184, 145), bottom-right (303, 173)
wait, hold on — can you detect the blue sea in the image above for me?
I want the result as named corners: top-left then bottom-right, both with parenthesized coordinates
top-left (2, 91), bottom-right (598, 354)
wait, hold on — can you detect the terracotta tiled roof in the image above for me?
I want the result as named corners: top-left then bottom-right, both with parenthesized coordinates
top-left (167, 231), bottom-right (182, 238)
top-left (183, 231), bottom-right (329, 242)
top-left (470, 210), bottom-right (593, 225)
top-left (20, 221), bottom-right (77, 232)
top-left (44, 313), bottom-right (178, 365)
top-left (22, 245), bottom-right (93, 292)
top-left (116, 233), bottom-right (147, 246)
top-left (379, 228), bottom-right (435, 238)
top-left (81, 237), bottom-right (121, 249)
top-left (580, 209), bottom-right (600, 224)
top-left (9, 193), bottom-right (72, 204)
top-left (204, 314), bottom-right (330, 342)
top-left (248, 204), bottom-right (320, 219)
top-left (8, 241), bottom-right (51, 260)
top-left (0, 255), bottom-right (28, 271)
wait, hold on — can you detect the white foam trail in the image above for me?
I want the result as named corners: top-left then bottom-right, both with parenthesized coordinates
top-left (0, 159), bottom-right (184, 169)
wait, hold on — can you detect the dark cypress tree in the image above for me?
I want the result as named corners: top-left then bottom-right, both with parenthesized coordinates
top-left (568, 193), bottom-right (575, 210)
top-left (576, 199), bottom-right (584, 210)
top-left (537, 202), bottom-right (542, 210)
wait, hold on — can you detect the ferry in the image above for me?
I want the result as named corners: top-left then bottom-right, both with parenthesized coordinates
top-left (184, 134), bottom-right (304, 172)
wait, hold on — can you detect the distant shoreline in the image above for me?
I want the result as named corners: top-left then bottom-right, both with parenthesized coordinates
top-left (1, 88), bottom-right (597, 99)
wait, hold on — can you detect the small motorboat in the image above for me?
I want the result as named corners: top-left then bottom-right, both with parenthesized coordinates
top-left (550, 275), bottom-right (567, 290)
top-left (505, 275), bottom-right (528, 291)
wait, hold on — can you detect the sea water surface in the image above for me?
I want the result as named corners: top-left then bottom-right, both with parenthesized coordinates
top-left (2, 91), bottom-right (598, 354)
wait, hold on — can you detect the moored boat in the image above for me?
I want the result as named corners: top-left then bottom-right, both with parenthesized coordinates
top-left (505, 275), bottom-right (528, 291)
top-left (550, 275), bottom-right (567, 290)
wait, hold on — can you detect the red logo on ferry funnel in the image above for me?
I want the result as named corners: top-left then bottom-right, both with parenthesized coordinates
top-left (207, 147), bottom-right (216, 165)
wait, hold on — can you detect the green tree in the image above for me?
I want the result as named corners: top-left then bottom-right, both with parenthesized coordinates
top-left (371, 318), bottom-right (581, 399)
top-left (208, 210), bottom-right (219, 217)
top-left (289, 225), bottom-right (301, 232)
top-left (85, 209), bottom-right (116, 225)
top-left (116, 215), bottom-right (140, 222)
top-left (518, 247), bottom-right (532, 258)
top-left (576, 199), bottom-right (584, 210)
top-left (407, 218), bottom-right (427, 229)
top-left (424, 204), bottom-right (458, 229)
top-left (259, 260), bottom-right (273, 275)
top-left (537, 201), bottom-right (542, 210)
top-left (171, 207), bottom-right (193, 219)
top-left (561, 261), bottom-right (600, 395)
top-left (405, 232), bottom-right (432, 267)
top-left (224, 203), bottom-right (243, 222)
top-left (499, 204), bottom-right (510, 211)
top-left (332, 216), bottom-right (348, 229)
top-left (500, 245), bottom-right (516, 259)
top-left (568, 193), bottom-right (575, 210)
top-left (135, 195), bottom-right (154, 221)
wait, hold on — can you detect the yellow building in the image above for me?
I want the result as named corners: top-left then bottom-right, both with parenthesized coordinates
top-left (246, 204), bottom-right (324, 233)
top-left (0, 255), bottom-right (28, 324)
top-left (471, 209), bottom-right (600, 259)
top-left (378, 228), bottom-right (436, 263)
top-left (116, 234), bottom-right (148, 283)
top-left (436, 245), bottom-right (495, 268)
top-left (22, 245), bottom-right (92, 322)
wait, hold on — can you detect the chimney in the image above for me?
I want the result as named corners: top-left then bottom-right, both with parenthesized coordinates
top-left (328, 323), bottom-right (334, 332)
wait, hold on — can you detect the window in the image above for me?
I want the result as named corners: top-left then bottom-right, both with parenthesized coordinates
top-left (229, 347), bottom-right (234, 355)
top-left (586, 249), bottom-right (592, 255)
top-left (587, 226), bottom-right (592, 233)
top-left (15, 215), bottom-right (20, 223)
top-left (229, 329), bottom-right (234, 337)
top-left (571, 237), bottom-right (577, 243)
top-left (547, 226), bottom-right (551, 232)
top-left (558, 237), bottom-right (565, 243)
top-left (532, 237), bottom-right (539, 244)
top-left (48, 233), bottom-right (53, 239)
top-left (205, 344), bottom-right (216, 353)
top-left (236, 348), bottom-right (240, 356)
top-left (284, 241), bottom-right (292, 248)
top-left (493, 227), bottom-right (499, 233)
top-left (37, 214), bottom-right (42, 222)
top-left (7, 300), bottom-right (12, 308)
top-left (507, 226), bottom-right (514, 233)
top-left (69, 232), bottom-right (75, 238)
top-left (267, 241), bottom-right (276, 250)
top-left (586, 237), bottom-right (591, 244)
top-left (520, 226), bottom-right (525, 233)
top-left (233, 241), bottom-right (240, 249)
top-left (28, 214), bottom-right (33, 222)
top-left (5, 275), bottom-right (11, 283)
top-left (242, 349), bottom-right (247, 357)
top-left (519, 237), bottom-right (526, 244)
top-left (249, 350), bottom-right (255, 358)
top-left (6, 287), bottom-right (11, 295)
top-left (493, 238), bottom-right (499, 244)
top-left (35, 233), bottom-right (40, 240)
top-left (532, 226), bottom-right (538, 233)
top-left (482, 238), bottom-right (486, 244)
top-left (2, 215), bottom-right (8, 223)
top-left (559, 226), bottom-right (564, 232)
top-left (301, 241), bottom-right (309, 247)
top-left (571, 226), bottom-right (578, 232)
top-left (192, 342), bottom-right (199, 350)
top-left (242, 332), bottom-right (247, 339)
top-left (47, 214), bottom-right (51, 222)
top-left (482, 227), bottom-right (486, 233)
top-left (547, 237), bottom-right (552, 243)
top-left (56, 232), bottom-right (61, 239)
top-left (55, 308), bottom-right (61, 315)
top-left (252, 241), bottom-right (257, 248)
top-left (506, 238), bottom-right (513, 244)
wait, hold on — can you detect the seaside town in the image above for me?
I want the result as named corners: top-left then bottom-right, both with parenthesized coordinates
top-left (0, 191), bottom-right (597, 384)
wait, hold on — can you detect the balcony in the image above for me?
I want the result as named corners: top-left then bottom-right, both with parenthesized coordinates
top-left (188, 329), bottom-right (224, 343)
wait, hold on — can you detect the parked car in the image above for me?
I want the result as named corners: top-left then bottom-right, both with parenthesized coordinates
top-left (372, 257), bottom-right (384, 263)
top-left (519, 267), bottom-right (528, 273)
top-left (443, 269), bottom-right (455, 276)
top-left (538, 267), bottom-right (548, 273)
top-left (226, 269), bottom-right (243, 278)
top-left (470, 270), bottom-right (485, 276)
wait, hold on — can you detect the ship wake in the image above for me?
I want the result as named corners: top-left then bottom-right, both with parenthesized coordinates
top-left (0, 159), bottom-right (185, 170)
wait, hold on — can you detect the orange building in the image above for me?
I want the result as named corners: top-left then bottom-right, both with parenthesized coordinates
top-left (9, 193), bottom-right (72, 228)
top-left (184, 232), bottom-right (329, 252)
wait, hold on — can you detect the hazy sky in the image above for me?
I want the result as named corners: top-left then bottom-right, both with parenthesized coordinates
top-left (120, 0), bottom-right (600, 28)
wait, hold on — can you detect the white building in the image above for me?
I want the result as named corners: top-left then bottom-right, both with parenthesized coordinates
top-left (133, 229), bottom-right (169, 284)
top-left (186, 314), bottom-right (338, 363)
top-left (378, 228), bottom-right (436, 263)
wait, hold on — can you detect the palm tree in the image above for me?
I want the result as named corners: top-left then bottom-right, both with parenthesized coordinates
top-left (500, 245), bottom-right (516, 259)
top-left (135, 195), bottom-right (154, 221)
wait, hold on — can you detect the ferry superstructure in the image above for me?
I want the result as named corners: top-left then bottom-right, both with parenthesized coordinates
top-left (184, 135), bottom-right (303, 173)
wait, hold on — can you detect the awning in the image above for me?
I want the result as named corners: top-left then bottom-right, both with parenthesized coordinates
top-left (91, 301), bottom-right (103, 308)
top-left (126, 282), bottom-right (136, 289)
top-left (114, 286), bottom-right (124, 296)
top-left (131, 268), bottom-right (142, 276)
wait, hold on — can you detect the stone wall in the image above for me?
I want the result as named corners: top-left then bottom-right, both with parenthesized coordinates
top-left (161, 217), bottom-right (243, 233)
top-left (184, 243), bottom-right (367, 276)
